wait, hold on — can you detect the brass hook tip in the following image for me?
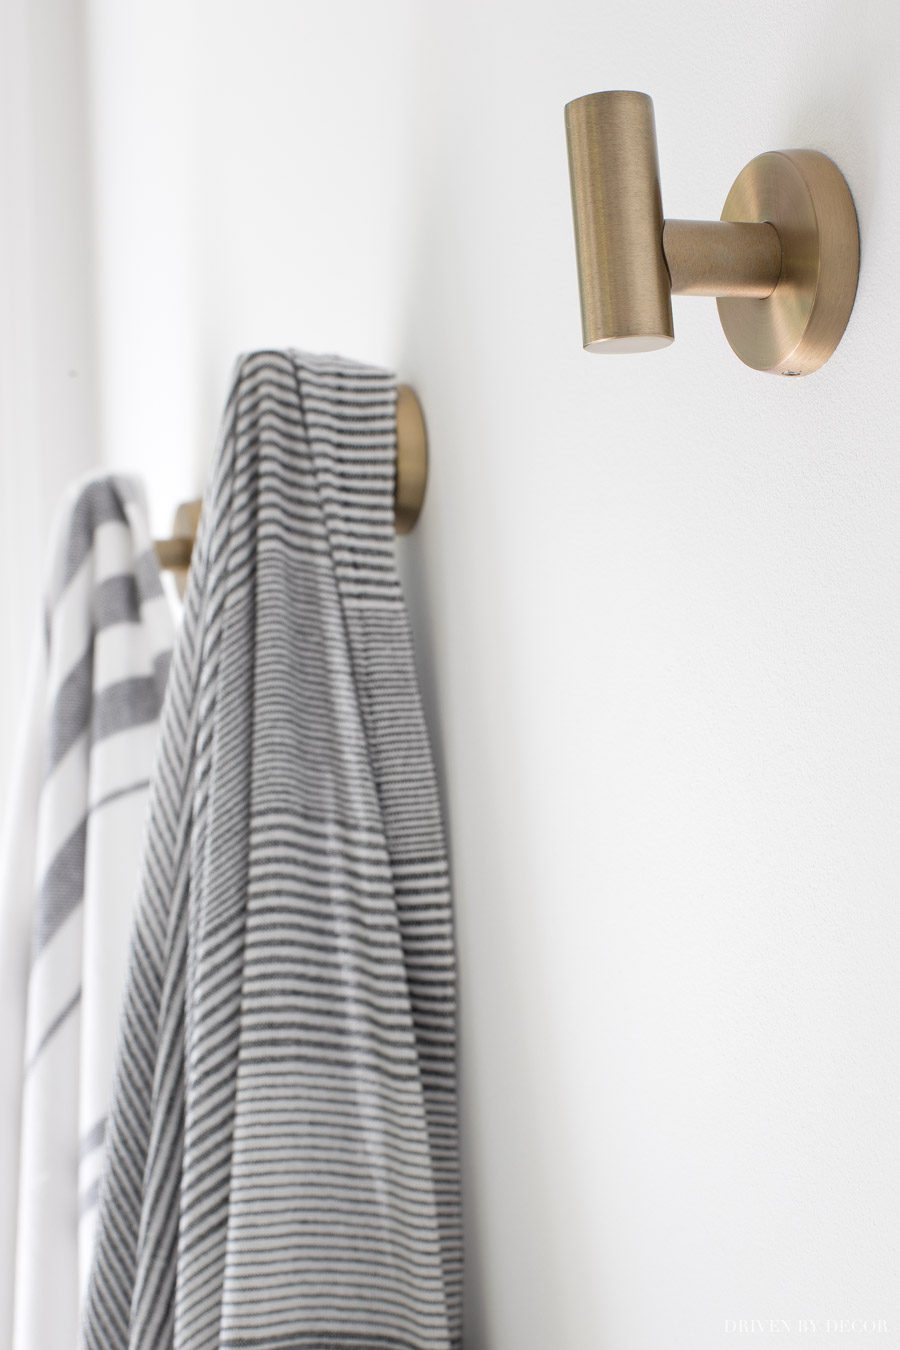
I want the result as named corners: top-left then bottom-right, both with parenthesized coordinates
top-left (585, 334), bottom-right (674, 355)
top-left (565, 89), bottom-right (673, 351)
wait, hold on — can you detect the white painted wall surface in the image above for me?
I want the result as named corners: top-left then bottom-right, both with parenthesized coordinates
top-left (8, 1), bottom-right (900, 1346)
top-left (0, 0), bottom-right (98, 818)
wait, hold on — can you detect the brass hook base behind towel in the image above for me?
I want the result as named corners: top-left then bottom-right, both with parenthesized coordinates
top-left (155, 384), bottom-right (428, 584)
top-left (394, 384), bottom-right (428, 536)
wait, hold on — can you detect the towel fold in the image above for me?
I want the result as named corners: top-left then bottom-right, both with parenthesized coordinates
top-left (0, 475), bottom-right (174, 1350)
top-left (82, 351), bottom-right (462, 1350)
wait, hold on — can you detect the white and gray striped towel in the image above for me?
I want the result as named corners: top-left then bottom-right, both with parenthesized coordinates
top-left (0, 475), bottom-right (174, 1350)
top-left (82, 351), bottom-right (462, 1350)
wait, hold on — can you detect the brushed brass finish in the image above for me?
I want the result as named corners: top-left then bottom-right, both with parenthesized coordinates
top-left (565, 91), bottom-right (673, 353)
top-left (717, 150), bottom-right (860, 375)
top-left (564, 89), bottom-right (860, 374)
top-left (394, 384), bottom-right (428, 535)
top-left (155, 498), bottom-right (201, 597)
top-left (154, 387), bottom-right (427, 578)
top-left (154, 535), bottom-right (193, 572)
top-left (664, 220), bottom-right (782, 298)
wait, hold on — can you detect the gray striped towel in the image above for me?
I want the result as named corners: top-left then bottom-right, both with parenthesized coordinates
top-left (81, 351), bottom-right (462, 1350)
top-left (0, 476), bottom-right (174, 1350)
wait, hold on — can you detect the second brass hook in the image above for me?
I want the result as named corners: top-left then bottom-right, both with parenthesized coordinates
top-left (564, 90), bottom-right (860, 376)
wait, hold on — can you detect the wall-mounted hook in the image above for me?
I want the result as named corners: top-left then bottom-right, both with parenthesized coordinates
top-left (155, 385), bottom-right (428, 595)
top-left (564, 91), bottom-right (860, 376)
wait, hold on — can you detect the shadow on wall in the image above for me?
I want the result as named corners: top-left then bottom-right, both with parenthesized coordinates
top-left (782, 43), bottom-right (886, 231)
top-left (394, 145), bottom-right (600, 1341)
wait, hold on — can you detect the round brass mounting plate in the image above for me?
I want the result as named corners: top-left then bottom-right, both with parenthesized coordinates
top-left (717, 150), bottom-right (859, 376)
top-left (394, 384), bottom-right (428, 535)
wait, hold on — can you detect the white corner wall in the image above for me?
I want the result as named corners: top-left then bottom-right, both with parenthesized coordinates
top-left (0, 0), bottom-right (99, 816)
top-left (18, 1), bottom-right (900, 1347)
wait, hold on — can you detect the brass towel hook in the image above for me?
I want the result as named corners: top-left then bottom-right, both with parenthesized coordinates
top-left (155, 384), bottom-right (427, 583)
top-left (564, 91), bottom-right (860, 376)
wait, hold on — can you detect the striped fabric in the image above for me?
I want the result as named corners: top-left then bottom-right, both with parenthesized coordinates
top-left (82, 351), bottom-right (462, 1350)
top-left (0, 476), bottom-right (174, 1350)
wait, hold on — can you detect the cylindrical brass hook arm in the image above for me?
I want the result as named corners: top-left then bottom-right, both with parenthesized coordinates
top-left (663, 220), bottom-right (782, 299)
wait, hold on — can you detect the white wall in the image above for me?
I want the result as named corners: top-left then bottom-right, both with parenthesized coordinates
top-left (23, 1), bottom-right (900, 1346)
top-left (0, 0), bottom-right (99, 817)
top-left (83, 0), bottom-right (423, 534)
